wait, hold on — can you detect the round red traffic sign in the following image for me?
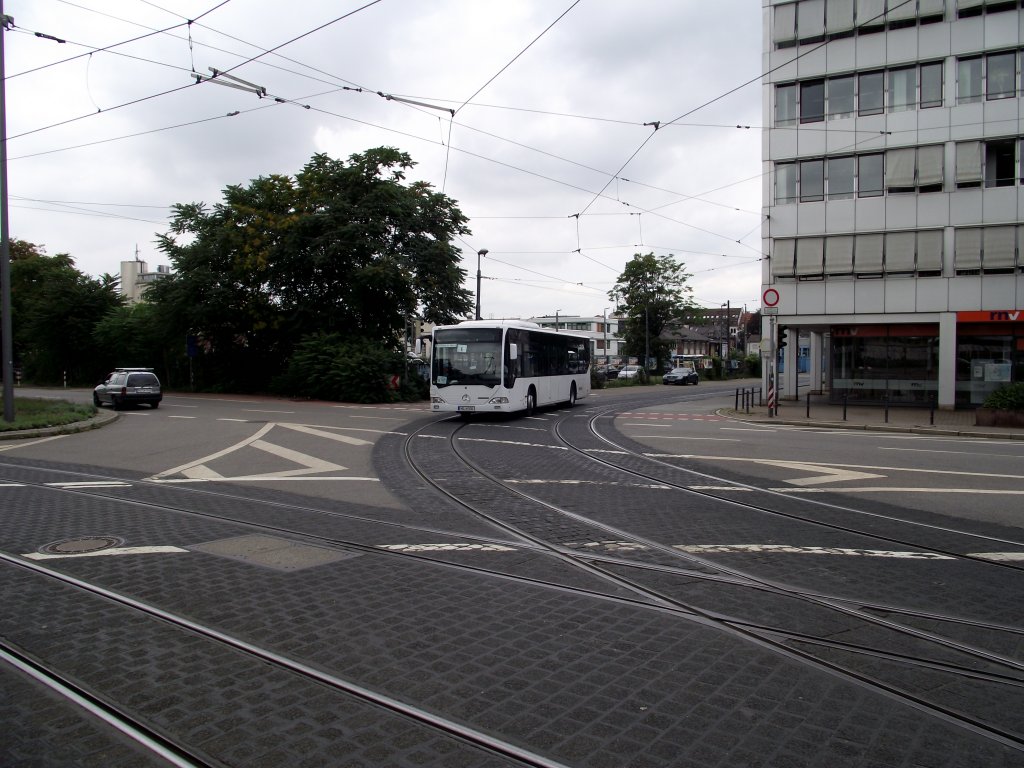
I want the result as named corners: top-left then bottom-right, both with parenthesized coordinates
top-left (762, 288), bottom-right (779, 307)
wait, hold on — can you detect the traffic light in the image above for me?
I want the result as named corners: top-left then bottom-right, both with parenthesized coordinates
top-left (778, 327), bottom-right (788, 351)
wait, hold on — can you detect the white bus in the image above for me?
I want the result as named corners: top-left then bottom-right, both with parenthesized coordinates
top-left (430, 320), bottom-right (591, 415)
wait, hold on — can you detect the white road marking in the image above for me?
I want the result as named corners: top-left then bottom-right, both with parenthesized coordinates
top-left (773, 487), bottom-right (1024, 495)
top-left (646, 453), bottom-right (1024, 481)
top-left (165, 404), bottom-right (198, 408)
top-left (879, 447), bottom-right (1022, 457)
top-left (0, 483), bottom-right (25, 487)
top-left (377, 543), bottom-right (517, 552)
top-left (278, 422), bottom-right (372, 446)
top-left (688, 485), bottom-right (753, 491)
top-left (153, 476), bottom-right (379, 483)
top-left (504, 479), bottom-right (672, 489)
top-left (152, 422), bottom-right (276, 479)
top-left (217, 418), bottom-right (251, 422)
top-left (0, 435), bottom-right (65, 451)
top-left (673, 544), bottom-right (954, 559)
top-left (754, 460), bottom-right (885, 486)
top-left (168, 415), bottom-right (198, 419)
top-left (45, 481), bottom-right (132, 488)
top-left (23, 546), bottom-right (188, 560)
top-left (458, 438), bottom-right (567, 450)
top-left (624, 423), bottom-right (672, 427)
top-left (244, 409), bottom-right (296, 414)
top-left (634, 435), bottom-right (740, 442)
top-left (969, 552), bottom-right (1024, 561)
top-left (250, 439), bottom-right (347, 477)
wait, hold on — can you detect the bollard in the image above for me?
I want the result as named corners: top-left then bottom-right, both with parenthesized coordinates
top-left (843, 394), bottom-right (848, 421)
top-left (735, 388), bottom-right (739, 411)
top-left (806, 391), bottom-right (811, 418)
top-left (884, 396), bottom-right (890, 423)
top-left (930, 396), bottom-right (936, 426)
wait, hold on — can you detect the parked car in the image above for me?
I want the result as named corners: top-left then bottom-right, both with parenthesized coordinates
top-left (596, 364), bottom-right (621, 379)
top-left (663, 365), bottom-right (699, 385)
top-left (618, 364), bottom-right (646, 381)
top-left (93, 368), bottom-right (162, 410)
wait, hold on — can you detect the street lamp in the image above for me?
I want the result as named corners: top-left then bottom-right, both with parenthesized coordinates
top-left (475, 248), bottom-right (488, 320)
top-left (554, 309), bottom-right (561, 331)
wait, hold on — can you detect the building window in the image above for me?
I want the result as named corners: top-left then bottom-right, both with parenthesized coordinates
top-left (957, 56), bottom-right (983, 103)
top-left (920, 61), bottom-right (943, 108)
top-left (858, 71), bottom-right (884, 115)
top-left (888, 67), bottom-right (917, 112)
top-left (985, 139), bottom-right (1016, 187)
top-left (827, 75), bottom-right (855, 118)
top-left (799, 159), bottom-right (824, 202)
top-left (858, 153), bottom-right (884, 197)
top-left (986, 51), bottom-right (1017, 100)
top-left (776, 162), bottom-right (797, 203)
top-left (776, 83), bottom-right (797, 126)
top-left (800, 80), bottom-right (825, 124)
top-left (956, 141), bottom-right (983, 187)
top-left (827, 156), bottom-right (855, 199)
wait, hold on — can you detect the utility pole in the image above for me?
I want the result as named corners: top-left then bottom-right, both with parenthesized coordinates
top-left (0, 7), bottom-right (14, 421)
top-left (475, 249), bottom-right (487, 320)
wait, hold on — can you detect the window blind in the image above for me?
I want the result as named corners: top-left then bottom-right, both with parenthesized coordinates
top-left (773, 239), bottom-right (797, 276)
top-left (855, 233), bottom-right (884, 272)
top-left (955, 141), bottom-right (982, 184)
top-left (954, 228), bottom-right (982, 270)
top-left (824, 235), bottom-right (854, 273)
top-left (796, 237), bottom-right (825, 275)
top-left (916, 230), bottom-right (943, 272)
top-left (885, 232), bottom-right (916, 271)
top-left (983, 226), bottom-right (1016, 269)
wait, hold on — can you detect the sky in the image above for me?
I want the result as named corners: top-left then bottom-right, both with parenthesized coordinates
top-left (4, 0), bottom-right (765, 322)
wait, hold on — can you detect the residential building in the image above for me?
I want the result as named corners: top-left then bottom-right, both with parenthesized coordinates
top-left (763, 0), bottom-right (1023, 408)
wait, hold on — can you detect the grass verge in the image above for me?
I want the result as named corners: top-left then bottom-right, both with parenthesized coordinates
top-left (0, 397), bottom-right (98, 433)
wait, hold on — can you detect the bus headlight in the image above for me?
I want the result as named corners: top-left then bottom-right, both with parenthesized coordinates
top-left (488, 396), bottom-right (509, 404)
top-left (431, 396), bottom-right (446, 404)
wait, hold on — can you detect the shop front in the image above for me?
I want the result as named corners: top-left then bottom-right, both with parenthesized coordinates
top-left (830, 324), bottom-right (939, 406)
top-left (954, 312), bottom-right (1024, 408)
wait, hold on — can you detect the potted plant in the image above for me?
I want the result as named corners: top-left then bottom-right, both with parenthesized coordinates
top-left (976, 382), bottom-right (1024, 427)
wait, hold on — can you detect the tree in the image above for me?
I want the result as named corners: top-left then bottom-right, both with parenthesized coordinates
top-left (148, 148), bottom-right (474, 393)
top-left (609, 252), bottom-right (695, 372)
top-left (9, 241), bottom-right (124, 384)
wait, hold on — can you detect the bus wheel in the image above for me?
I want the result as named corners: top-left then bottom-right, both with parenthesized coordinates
top-left (525, 389), bottom-right (536, 416)
top-left (568, 383), bottom-right (577, 407)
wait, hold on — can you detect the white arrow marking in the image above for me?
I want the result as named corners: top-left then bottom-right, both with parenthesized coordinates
top-left (755, 460), bottom-right (885, 486)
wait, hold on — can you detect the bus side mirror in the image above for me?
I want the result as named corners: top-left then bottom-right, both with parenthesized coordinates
top-left (508, 344), bottom-right (518, 360)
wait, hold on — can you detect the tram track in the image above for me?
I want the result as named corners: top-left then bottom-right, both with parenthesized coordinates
top-left (400, 405), bottom-right (1024, 749)
top-left (0, 396), bottom-right (1022, 762)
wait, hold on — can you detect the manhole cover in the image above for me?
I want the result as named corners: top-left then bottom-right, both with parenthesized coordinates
top-left (40, 536), bottom-right (125, 555)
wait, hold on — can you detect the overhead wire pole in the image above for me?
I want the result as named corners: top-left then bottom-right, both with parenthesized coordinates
top-left (1, 5), bottom-right (13, 421)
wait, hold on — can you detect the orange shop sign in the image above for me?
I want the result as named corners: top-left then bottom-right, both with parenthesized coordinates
top-left (957, 310), bottom-right (1023, 323)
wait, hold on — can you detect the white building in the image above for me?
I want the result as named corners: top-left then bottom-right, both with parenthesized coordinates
top-left (762, 0), bottom-right (1023, 409)
top-left (530, 314), bottom-right (625, 363)
top-left (120, 259), bottom-right (171, 304)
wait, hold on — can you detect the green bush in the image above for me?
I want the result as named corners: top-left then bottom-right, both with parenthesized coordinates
top-left (272, 333), bottom-right (423, 403)
top-left (982, 382), bottom-right (1024, 412)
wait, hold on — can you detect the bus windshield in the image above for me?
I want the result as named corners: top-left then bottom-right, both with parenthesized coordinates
top-left (432, 328), bottom-right (502, 388)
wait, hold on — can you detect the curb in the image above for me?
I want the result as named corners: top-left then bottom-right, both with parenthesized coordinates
top-left (0, 411), bottom-right (120, 441)
top-left (716, 409), bottom-right (1024, 441)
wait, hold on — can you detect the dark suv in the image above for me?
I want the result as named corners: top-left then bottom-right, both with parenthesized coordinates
top-left (93, 368), bottom-right (162, 410)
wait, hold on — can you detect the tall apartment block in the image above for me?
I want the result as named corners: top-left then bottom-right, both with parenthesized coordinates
top-left (762, 0), bottom-right (1023, 408)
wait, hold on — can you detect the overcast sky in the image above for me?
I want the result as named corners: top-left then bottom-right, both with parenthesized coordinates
top-left (6, 0), bottom-right (764, 321)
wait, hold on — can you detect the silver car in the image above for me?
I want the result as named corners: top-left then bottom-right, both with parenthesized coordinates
top-left (618, 364), bottom-right (646, 381)
top-left (93, 368), bottom-right (162, 410)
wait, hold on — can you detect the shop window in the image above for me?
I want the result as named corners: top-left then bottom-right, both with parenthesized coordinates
top-left (827, 75), bottom-right (855, 118)
top-left (800, 80), bottom-right (825, 124)
top-left (776, 84), bottom-right (797, 126)
top-left (858, 71), bottom-right (884, 115)
top-left (920, 62), bottom-right (943, 108)
top-left (957, 57), bottom-right (983, 104)
top-left (827, 156), bottom-right (855, 199)
top-left (858, 153), bottom-right (884, 197)
top-left (800, 159), bottom-right (825, 202)
top-left (888, 67), bottom-right (916, 111)
top-left (776, 162), bottom-right (797, 203)
top-left (985, 139), bottom-right (1016, 188)
top-left (986, 51), bottom-right (1017, 100)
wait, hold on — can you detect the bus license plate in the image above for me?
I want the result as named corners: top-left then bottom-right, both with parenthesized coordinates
top-left (457, 405), bottom-right (475, 411)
